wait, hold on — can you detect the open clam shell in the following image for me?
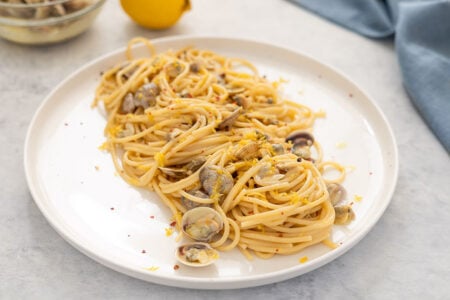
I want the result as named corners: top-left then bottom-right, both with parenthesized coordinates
top-left (175, 243), bottom-right (219, 267)
top-left (181, 207), bottom-right (224, 242)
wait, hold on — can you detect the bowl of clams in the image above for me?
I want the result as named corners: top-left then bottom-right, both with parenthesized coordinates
top-left (0, 0), bottom-right (105, 45)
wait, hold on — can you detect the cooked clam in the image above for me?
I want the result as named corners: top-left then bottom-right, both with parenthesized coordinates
top-left (121, 83), bottom-right (160, 114)
top-left (271, 143), bottom-right (285, 155)
top-left (134, 82), bottom-right (160, 108)
top-left (122, 93), bottom-right (135, 113)
top-left (117, 123), bottom-right (135, 138)
top-left (286, 131), bottom-right (314, 147)
top-left (291, 143), bottom-right (311, 160)
top-left (176, 243), bottom-right (219, 267)
top-left (159, 167), bottom-right (187, 179)
top-left (255, 163), bottom-right (284, 185)
top-left (181, 207), bottom-right (223, 242)
top-left (327, 183), bottom-right (346, 206)
top-left (181, 190), bottom-right (212, 210)
top-left (334, 205), bottom-right (355, 225)
top-left (217, 107), bottom-right (242, 130)
top-left (185, 157), bottom-right (206, 174)
top-left (235, 141), bottom-right (260, 160)
top-left (286, 131), bottom-right (314, 160)
top-left (199, 165), bottom-right (234, 198)
top-left (159, 157), bottom-right (206, 179)
top-left (189, 62), bottom-right (201, 73)
top-left (166, 61), bottom-right (184, 78)
top-left (233, 95), bottom-right (251, 109)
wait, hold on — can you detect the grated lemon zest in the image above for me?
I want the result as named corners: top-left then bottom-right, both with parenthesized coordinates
top-left (299, 256), bottom-right (308, 264)
top-left (336, 141), bottom-right (347, 149)
top-left (154, 152), bottom-right (165, 167)
top-left (243, 131), bottom-right (258, 141)
top-left (165, 228), bottom-right (174, 237)
top-left (98, 142), bottom-right (109, 151)
top-left (354, 194), bottom-right (363, 202)
top-left (288, 193), bottom-right (302, 205)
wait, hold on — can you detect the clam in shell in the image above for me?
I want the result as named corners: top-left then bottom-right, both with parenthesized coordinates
top-left (181, 207), bottom-right (223, 242)
top-left (176, 243), bottom-right (219, 267)
top-left (199, 165), bottom-right (233, 198)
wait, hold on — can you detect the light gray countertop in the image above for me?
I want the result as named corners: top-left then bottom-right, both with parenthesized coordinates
top-left (1, 0), bottom-right (449, 299)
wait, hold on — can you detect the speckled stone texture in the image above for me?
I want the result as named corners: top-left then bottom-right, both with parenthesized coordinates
top-left (1, 0), bottom-right (449, 299)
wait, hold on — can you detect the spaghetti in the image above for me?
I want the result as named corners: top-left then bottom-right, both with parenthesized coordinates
top-left (94, 37), bottom-right (352, 260)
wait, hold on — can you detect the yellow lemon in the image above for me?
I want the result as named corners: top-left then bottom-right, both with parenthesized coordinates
top-left (120, 0), bottom-right (191, 30)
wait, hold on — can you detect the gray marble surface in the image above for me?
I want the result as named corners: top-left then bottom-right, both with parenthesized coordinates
top-left (1, 0), bottom-right (449, 299)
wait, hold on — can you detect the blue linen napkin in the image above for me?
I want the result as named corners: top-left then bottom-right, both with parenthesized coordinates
top-left (289, 0), bottom-right (450, 152)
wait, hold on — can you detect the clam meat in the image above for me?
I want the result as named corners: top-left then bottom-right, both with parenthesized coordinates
top-left (181, 207), bottom-right (223, 242)
top-left (199, 165), bottom-right (233, 198)
top-left (334, 205), bottom-right (355, 225)
top-left (176, 243), bottom-right (219, 267)
top-left (234, 141), bottom-right (260, 160)
top-left (327, 183), bottom-right (346, 206)
top-left (217, 107), bottom-right (242, 130)
top-left (181, 190), bottom-right (212, 210)
top-left (286, 131), bottom-right (314, 147)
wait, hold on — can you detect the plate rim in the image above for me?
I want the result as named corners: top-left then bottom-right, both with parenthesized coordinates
top-left (24, 34), bottom-right (399, 289)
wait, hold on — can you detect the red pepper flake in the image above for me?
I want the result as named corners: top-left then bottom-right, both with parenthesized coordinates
top-left (173, 264), bottom-right (180, 270)
top-left (170, 221), bottom-right (177, 227)
top-left (248, 211), bottom-right (254, 215)
top-left (215, 96), bottom-right (220, 100)
top-left (110, 207), bottom-right (115, 211)
top-left (349, 93), bottom-right (353, 98)
top-left (150, 215), bottom-right (155, 219)
top-left (141, 250), bottom-right (146, 254)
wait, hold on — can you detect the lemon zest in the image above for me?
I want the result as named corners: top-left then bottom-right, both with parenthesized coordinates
top-left (154, 152), bottom-right (165, 167)
top-left (354, 194), bottom-right (363, 202)
top-left (165, 228), bottom-right (174, 237)
top-left (299, 256), bottom-right (308, 264)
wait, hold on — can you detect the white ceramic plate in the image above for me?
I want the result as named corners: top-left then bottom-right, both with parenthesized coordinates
top-left (24, 36), bottom-right (398, 289)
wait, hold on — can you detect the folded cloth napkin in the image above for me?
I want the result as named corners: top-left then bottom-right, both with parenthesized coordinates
top-left (289, 0), bottom-right (450, 152)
